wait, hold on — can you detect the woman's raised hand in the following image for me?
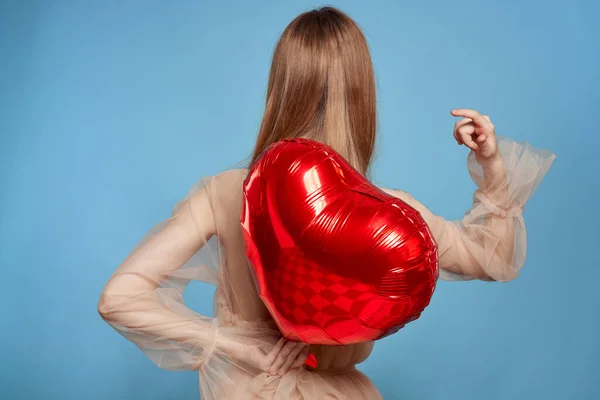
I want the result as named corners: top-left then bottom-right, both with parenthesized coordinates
top-left (451, 108), bottom-right (500, 165)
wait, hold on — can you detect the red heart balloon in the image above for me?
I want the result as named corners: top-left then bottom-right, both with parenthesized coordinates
top-left (241, 138), bottom-right (439, 345)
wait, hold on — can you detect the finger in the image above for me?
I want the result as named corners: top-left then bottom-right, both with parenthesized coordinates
top-left (481, 115), bottom-right (496, 138)
top-left (451, 109), bottom-right (488, 127)
top-left (269, 341), bottom-right (300, 375)
top-left (290, 346), bottom-right (310, 370)
top-left (278, 343), bottom-right (307, 374)
top-left (269, 341), bottom-right (299, 375)
top-left (475, 133), bottom-right (487, 143)
top-left (455, 117), bottom-right (473, 128)
top-left (454, 130), bottom-right (463, 145)
top-left (454, 121), bottom-right (475, 145)
top-left (453, 118), bottom-right (472, 144)
top-left (457, 122), bottom-right (476, 137)
top-left (281, 342), bottom-right (306, 373)
top-left (460, 132), bottom-right (479, 151)
top-left (265, 337), bottom-right (286, 366)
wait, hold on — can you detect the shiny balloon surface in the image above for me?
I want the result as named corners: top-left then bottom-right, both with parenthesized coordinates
top-left (241, 138), bottom-right (439, 345)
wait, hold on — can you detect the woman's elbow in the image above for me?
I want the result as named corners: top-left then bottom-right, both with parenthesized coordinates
top-left (485, 266), bottom-right (520, 282)
top-left (501, 268), bottom-right (520, 282)
top-left (97, 284), bottom-right (124, 321)
top-left (97, 276), bottom-right (136, 320)
top-left (97, 290), bottom-right (114, 320)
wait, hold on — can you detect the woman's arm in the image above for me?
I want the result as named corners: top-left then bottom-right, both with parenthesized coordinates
top-left (383, 109), bottom-right (555, 282)
top-left (383, 182), bottom-right (514, 282)
top-left (97, 186), bottom-right (218, 369)
top-left (98, 172), bottom-right (312, 374)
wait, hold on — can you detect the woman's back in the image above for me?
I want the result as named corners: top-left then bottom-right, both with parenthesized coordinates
top-left (199, 168), bottom-right (382, 398)
top-left (212, 169), bottom-right (376, 369)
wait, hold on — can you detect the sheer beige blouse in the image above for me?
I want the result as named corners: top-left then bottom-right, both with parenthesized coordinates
top-left (98, 136), bottom-right (554, 399)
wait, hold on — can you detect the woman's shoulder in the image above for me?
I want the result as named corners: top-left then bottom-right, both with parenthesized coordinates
top-left (210, 168), bottom-right (249, 190)
top-left (377, 186), bottom-right (415, 202)
top-left (204, 168), bottom-right (250, 214)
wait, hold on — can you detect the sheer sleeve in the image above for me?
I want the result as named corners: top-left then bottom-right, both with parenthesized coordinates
top-left (97, 176), bottom-right (222, 370)
top-left (97, 171), bottom-right (296, 385)
top-left (382, 136), bottom-right (555, 282)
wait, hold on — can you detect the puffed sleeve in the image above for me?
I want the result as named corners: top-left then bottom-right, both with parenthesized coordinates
top-left (97, 176), bottom-right (221, 370)
top-left (97, 171), bottom-right (289, 386)
top-left (382, 136), bottom-right (555, 282)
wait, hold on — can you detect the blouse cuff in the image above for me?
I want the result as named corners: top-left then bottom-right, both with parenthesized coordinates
top-left (440, 136), bottom-right (555, 282)
top-left (466, 135), bottom-right (556, 217)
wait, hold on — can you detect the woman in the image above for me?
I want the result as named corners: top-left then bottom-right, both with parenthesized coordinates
top-left (98, 7), bottom-right (555, 399)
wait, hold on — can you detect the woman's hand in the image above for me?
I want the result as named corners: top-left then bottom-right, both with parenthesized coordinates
top-left (257, 338), bottom-right (310, 376)
top-left (216, 332), bottom-right (314, 376)
top-left (451, 109), bottom-right (500, 165)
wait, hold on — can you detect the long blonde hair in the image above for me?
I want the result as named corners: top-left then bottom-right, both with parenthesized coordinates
top-left (250, 7), bottom-right (377, 175)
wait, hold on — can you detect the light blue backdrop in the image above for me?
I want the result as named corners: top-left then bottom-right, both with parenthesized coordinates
top-left (1, 0), bottom-right (598, 399)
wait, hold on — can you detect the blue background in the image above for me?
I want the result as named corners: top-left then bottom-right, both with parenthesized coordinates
top-left (1, 0), bottom-right (598, 399)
